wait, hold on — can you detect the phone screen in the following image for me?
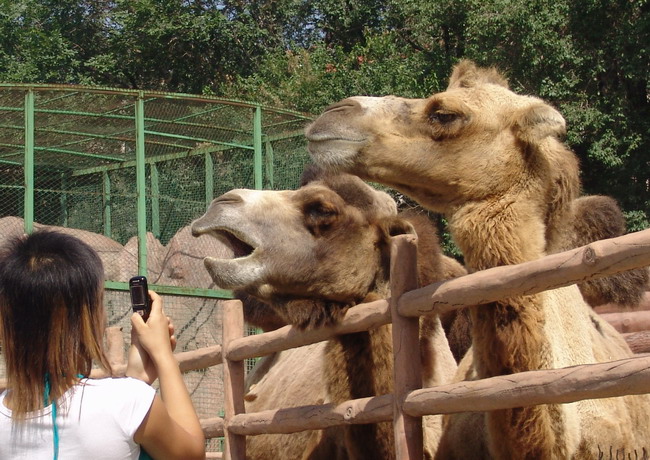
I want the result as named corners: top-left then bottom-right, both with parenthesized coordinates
top-left (129, 276), bottom-right (150, 321)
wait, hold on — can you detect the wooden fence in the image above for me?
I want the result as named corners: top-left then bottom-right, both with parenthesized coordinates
top-left (214, 228), bottom-right (650, 460)
top-left (3, 229), bottom-right (647, 459)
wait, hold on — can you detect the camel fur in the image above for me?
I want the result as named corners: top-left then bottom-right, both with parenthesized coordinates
top-left (192, 169), bottom-right (466, 459)
top-left (305, 60), bottom-right (650, 459)
top-left (560, 195), bottom-right (649, 308)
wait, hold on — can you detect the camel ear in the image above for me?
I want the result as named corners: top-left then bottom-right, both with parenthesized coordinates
top-left (511, 103), bottom-right (566, 145)
top-left (302, 195), bottom-right (341, 237)
top-left (513, 103), bottom-right (579, 251)
top-left (382, 218), bottom-right (417, 238)
top-left (324, 174), bottom-right (397, 218)
top-left (447, 60), bottom-right (509, 90)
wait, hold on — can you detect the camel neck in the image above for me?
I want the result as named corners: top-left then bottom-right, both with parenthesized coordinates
top-left (449, 200), bottom-right (547, 269)
top-left (449, 199), bottom-right (569, 457)
top-left (449, 200), bottom-right (553, 375)
top-left (324, 327), bottom-right (395, 459)
top-left (325, 327), bottom-right (394, 401)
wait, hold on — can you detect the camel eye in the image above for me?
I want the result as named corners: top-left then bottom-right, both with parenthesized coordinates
top-left (429, 111), bottom-right (458, 124)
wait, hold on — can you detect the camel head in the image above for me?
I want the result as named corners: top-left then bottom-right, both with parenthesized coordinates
top-left (305, 60), bottom-right (580, 224)
top-left (191, 170), bottom-right (414, 329)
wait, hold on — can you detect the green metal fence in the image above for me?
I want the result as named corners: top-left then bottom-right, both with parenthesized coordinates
top-left (0, 84), bottom-right (313, 453)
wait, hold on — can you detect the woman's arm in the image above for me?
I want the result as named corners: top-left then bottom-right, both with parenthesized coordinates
top-left (130, 291), bottom-right (205, 460)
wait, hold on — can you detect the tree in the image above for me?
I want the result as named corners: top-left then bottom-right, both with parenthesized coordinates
top-left (458, 0), bottom-right (649, 230)
top-left (0, 0), bottom-right (646, 230)
top-left (0, 0), bottom-right (107, 83)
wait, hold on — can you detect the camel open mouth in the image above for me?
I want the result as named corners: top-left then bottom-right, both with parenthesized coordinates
top-left (201, 228), bottom-right (266, 290)
top-left (212, 229), bottom-right (256, 260)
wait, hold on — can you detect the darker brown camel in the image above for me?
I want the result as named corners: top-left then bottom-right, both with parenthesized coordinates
top-left (192, 168), bottom-right (466, 458)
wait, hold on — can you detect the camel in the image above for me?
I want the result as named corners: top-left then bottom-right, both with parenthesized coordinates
top-left (243, 341), bottom-right (336, 460)
top-left (191, 168), bottom-right (466, 458)
top-left (305, 60), bottom-right (650, 458)
top-left (561, 195), bottom-right (649, 308)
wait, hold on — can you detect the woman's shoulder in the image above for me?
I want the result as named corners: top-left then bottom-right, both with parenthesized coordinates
top-left (83, 376), bottom-right (152, 389)
top-left (69, 377), bottom-right (155, 420)
top-left (76, 377), bottom-right (155, 401)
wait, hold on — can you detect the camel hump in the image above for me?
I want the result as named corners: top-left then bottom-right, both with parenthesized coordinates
top-left (568, 195), bottom-right (650, 308)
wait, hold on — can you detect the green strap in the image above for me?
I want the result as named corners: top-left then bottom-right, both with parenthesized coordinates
top-left (43, 373), bottom-right (59, 460)
top-left (139, 449), bottom-right (154, 459)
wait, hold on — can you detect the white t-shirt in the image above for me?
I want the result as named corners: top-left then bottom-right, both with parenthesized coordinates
top-left (0, 377), bottom-right (156, 460)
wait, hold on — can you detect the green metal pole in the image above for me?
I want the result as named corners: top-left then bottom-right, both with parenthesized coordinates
top-left (24, 89), bottom-right (35, 234)
top-left (253, 106), bottom-right (263, 190)
top-left (151, 163), bottom-right (160, 238)
top-left (265, 138), bottom-right (274, 189)
top-left (135, 93), bottom-right (148, 276)
top-left (60, 173), bottom-right (68, 227)
top-left (205, 152), bottom-right (214, 205)
top-left (103, 170), bottom-right (112, 237)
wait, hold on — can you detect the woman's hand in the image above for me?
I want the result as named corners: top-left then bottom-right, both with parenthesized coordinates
top-left (131, 292), bottom-right (205, 459)
top-left (126, 291), bottom-right (176, 384)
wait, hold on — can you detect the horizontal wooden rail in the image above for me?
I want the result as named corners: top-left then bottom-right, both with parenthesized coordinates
top-left (403, 354), bottom-right (650, 416)
top-left (594, 291), bottom-right (650, 314)
top-left (177, 344), bottom-right (223, 372)
top-left (399, 228), bottom-right (650, 317)
top-left (228, 394), bottom-right (393, 436)
top-left (601, 311), bottom-right (650, 334)
top-left (1, 307), bottom-right (647, 393)
top-left (623, 331), bottom-right (650, 354)
top-left (84, 344), bottom-right (223, 380)
top-left (225, 230), bottom-right (650, 364)
top-left (222, 354), bottom-right (650, 438)
top-left (201, 416), bottom-right (225, 439)
top-left (226, 299), bottom-right (390, 361)
top-left (0, 344), bottom-right (223, 391)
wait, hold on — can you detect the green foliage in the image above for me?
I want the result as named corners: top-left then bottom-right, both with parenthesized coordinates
top-left (86, 0), bottom-right (237, 92)
top-left (0, 0), bottom-right (647, 231)
top-left (456, 0), bottom-right (648, 227)
top-left (221, 32), bottom-right (441, 114)
top-left (0, 0), bottom-right (95, 83)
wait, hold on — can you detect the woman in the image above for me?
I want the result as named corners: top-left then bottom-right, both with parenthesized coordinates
top-left (0, 230), bottom-right (205, 459)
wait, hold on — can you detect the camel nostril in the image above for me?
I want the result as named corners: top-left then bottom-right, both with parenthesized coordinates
top-left (323, 98), bottom-right (359, 114)
top-left (214, 192), bottom-right (243, 204)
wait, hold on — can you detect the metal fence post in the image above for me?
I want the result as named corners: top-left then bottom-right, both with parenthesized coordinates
top-left (253, 106), bottom-right (263, 190)
top-left (135, 92), bottom-right (148, 276)
top-left (205, 152), bottom-right (214, 205)
top-left (23, 88), bottom-right (34, 234)
top-left (103, 171), bottom-right (112, 237)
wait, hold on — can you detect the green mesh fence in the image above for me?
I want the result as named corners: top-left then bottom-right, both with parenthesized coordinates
top-left (0, 84), bottom-right (313, 454)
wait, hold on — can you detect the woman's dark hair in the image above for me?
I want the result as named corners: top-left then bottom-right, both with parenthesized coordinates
top-left (0, 230), bottom-right (109, 418)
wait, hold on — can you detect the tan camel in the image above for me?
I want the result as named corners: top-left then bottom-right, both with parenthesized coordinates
top-left (305, 60), bottom-right (650, 458)
top-left (192, 169), bottom-right (466, 458)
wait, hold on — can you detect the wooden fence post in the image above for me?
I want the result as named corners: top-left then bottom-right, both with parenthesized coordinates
top-left (390, 234), bottom-right (423, 460)
top-left (105, 326), bottom-right (125, 376)
top-left (222, 299), bottom-right (246, 460)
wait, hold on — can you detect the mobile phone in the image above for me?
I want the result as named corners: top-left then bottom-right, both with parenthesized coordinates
top-left (129, 276), bottom-right (151, 322)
